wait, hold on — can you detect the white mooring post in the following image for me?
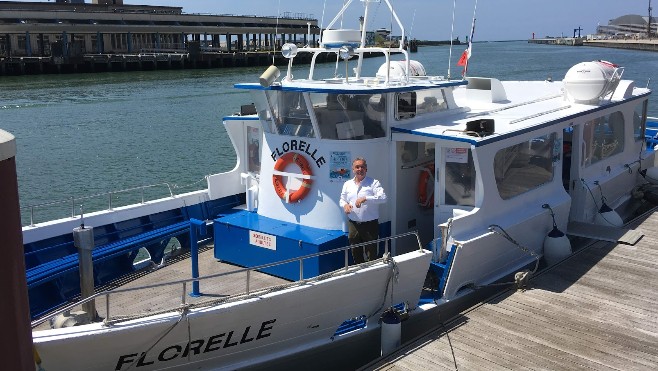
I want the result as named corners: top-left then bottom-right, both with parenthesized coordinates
top-left (73, 223), bottom-right (97, 323)
top-left (380, 307), bottom-right (402, 356)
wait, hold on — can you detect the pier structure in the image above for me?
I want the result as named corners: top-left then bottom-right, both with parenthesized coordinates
top-left (0, 1), bottom-right (320, 75)
top-left (528, 37), bottom-right (584, 46)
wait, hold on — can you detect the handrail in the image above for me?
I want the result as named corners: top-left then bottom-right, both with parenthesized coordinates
top-left (31, 231), bottom-right (423, 329)
top-left (22, 177), bottom-right (208, 227)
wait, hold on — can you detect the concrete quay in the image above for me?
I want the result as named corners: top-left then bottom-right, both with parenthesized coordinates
top-left (583, 39), bottom-right (658, 52)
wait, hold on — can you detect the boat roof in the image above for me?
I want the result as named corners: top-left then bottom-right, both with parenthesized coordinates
top-left (394, 80), bottom-right (651, 146)
top-left (237, 75), bottom-right (650, 147)
top-left (235, 77), bottom-right (468, 94)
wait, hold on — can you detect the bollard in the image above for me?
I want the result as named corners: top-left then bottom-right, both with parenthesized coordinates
top-left (73, 224), bottom-right (96, 324)
top-left (380, 307), bottom-right (402, 356)
top-left (189, 219), bottom-right (207, 297)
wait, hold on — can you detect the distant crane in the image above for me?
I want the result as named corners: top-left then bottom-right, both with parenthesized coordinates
top-left (649, 0), bottom-right (653, 39)
top-left (573, 26), bottom-right (583, 38)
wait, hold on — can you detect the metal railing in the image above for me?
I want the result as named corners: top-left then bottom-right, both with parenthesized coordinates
top-left (21, 177), bottom-right (208, 227)
top-left (31, 231), bottom-right (423, 329)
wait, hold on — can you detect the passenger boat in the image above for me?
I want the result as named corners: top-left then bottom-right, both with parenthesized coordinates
top-left (18, 0), bottom-right (658, 370)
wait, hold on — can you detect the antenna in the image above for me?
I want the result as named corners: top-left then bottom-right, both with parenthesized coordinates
top-left (319, 0), bottom-right (327, 46)
top-left (409, 9), bottom-right (416, 39)
top-left (448, 0), bottom-right (457, 79)
top-left (273, 0), bottom-right (281, 64)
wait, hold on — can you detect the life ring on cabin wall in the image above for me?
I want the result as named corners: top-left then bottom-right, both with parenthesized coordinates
top-left (272, 152), bottom-right (313, 203)
top-left (418, 164), bottom-right (435, 208)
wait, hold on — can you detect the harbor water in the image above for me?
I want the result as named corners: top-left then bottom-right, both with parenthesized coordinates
top-left (1, 41), bottom-right (657, 224)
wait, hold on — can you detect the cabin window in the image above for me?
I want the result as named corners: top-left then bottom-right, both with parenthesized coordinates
top-left (265, 91), bottom-right (315, 138)
top-left (634, 100), bottom-right (648, 142)
top-left (445, 148), bottom-right (476, 206)
top-left (250, 91), bottom-right (276, 133)
top-left (583, 111), bottom-right (625, 166)
top-left (310, 93), bottom-right (386, 140)
top-left (246, 126), bottom-right (261, 173)
top-left (416, 89), bottom-right (448, 116)
top-left (494, 133), bottom-right (556, 200)
top-left (396, 92), bottom-right (417, 120)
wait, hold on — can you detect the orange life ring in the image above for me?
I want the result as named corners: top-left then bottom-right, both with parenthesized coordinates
top-left (272, 152), bottom-right (313, 203)
top-left (418, 164), bottom-right (435, 208)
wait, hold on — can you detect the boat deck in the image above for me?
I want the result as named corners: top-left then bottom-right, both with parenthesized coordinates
top-left (366, 209), bottom-right (658, 370)
top-left (33, 246), bottom-right (291, 330)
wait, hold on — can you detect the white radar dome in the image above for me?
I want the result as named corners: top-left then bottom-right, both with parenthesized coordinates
top-left (563, 61), bottom-right (623, 104)
top-left (377, 60), bottom-right (426, 79)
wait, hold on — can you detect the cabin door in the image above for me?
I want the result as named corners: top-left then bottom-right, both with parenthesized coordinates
top-left (564, 123), bottom-right (596, 221)
top-left (393, 140), bottom-right (437, 252)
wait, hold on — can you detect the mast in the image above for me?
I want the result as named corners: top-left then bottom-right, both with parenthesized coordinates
top-left (650, 0), bottom-right (653, 39)
top-left (355, 0), bottom-right (375, 79)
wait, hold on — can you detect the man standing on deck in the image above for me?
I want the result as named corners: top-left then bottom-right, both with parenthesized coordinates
top-left (340, 157), bottom-right (387, 263)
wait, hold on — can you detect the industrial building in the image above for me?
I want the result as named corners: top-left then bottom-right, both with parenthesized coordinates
top-left (595, 14), bottom-right (657, 37)
top-left (0, 0), bottom-right (320, 74)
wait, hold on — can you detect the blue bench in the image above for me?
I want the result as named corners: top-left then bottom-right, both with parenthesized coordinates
top-left (26, 221), bottom-right (190, 289)
top-left (645, 120), bottom-right (658, 149)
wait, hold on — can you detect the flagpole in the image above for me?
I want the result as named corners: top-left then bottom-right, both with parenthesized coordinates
top-left (462, 0), bottom-right (478, 79)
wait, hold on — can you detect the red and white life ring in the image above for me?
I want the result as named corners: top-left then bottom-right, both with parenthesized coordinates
top-left (272, 152), bottom-right (313, 203)
top-left (418, 164), bottom-right (435, 208)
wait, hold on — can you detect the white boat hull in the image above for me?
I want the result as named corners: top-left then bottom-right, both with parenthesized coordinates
top-left (33, 250), bottom-right (432, 371)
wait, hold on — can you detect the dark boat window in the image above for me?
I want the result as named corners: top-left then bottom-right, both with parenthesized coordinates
top-left (494, 133), bottom-right (556, 200)
top-left (396, 92), bottom-right (417, 120)
top-left (265, 91), bottom-right (315, 138)
top-left (310, 93), bottom-right (386, 140)
top-left (583, 111), bottom-right (625, 166)
top-left (444, 148), bottom-right (476, 206)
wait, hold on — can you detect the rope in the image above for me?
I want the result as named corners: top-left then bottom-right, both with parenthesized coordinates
top-left (580, 178), bottom-right (620, 226)
top-left (431, 300), bottom-right (458, 370)
top-left (367, 252), bottom-right (399, 319)
top-left (124, 306), bottom-right (190, 370)
top-left (480, 225), bottom-right (541, 289)
top-left (442, 321), bottom-right (459, 371)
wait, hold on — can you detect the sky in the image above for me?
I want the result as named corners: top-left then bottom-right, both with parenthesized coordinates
top-left (23, 1), bottom-right (656, 41)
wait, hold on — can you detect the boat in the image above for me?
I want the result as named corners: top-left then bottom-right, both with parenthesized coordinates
top-left (8, 0), bottom-right (658, 369)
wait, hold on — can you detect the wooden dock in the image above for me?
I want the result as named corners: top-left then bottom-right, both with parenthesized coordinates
top-left (366, 209), bottom-right (658, 370)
